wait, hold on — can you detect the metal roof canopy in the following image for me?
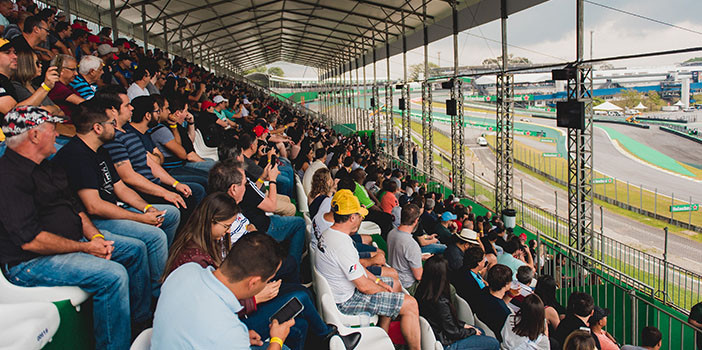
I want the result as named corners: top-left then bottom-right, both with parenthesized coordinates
top-left (99, 0), bottom-right (547, 73)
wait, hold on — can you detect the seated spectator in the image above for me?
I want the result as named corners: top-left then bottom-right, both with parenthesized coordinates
top-left (126, 66), bottom-right (150, 101)
top-left (196, 100), bottom-right (228, 146)
top-left (563, 330), bottom-right (597, 350)
top-left (208, 159), bottom-right (305, 266)
top-left (112, 54), bottom-right (132, 88)
top-left (387, 203), bottom-right (429, 293)
top-left (292, 144), bottom-right (313, 179)
top-left (444, 228), bottom-right (480, 274)
top-left (379, 178), bottom-right (400, 214)
top-left (0, 106), bottom-right (150, 350)
top-left (303, 147), bottom-right (327, 195)
top-left (434, 211), bottom-right (459, 244)
top-left (0, 0), bottom-right (10, 36)
top-left (151, 233), bottom-right (296, 349)
top-left (420, 198), bottom-right (439, 235)
top-left (415, 256), bottom-right (500, 350)
top-left (47, 54), bottom-right (85, 119)
top-left (238, 132), bottom-right (296, 216)
top-left (690, 301), bottom-right (702, 350)
top-left (497, 237), bottom-right (533, 279)
top-left (350, 168), bottom-right (394, 238)
top-left (553, 292), bottom-right (599, 349)
top-left (589, 307), bottom-right (619, 350)
top-left (308, 167), bottom-right (335, 219)
top-left (11, 15), bottom-right (54, 61)
top-left (53, 100), bottom-right (180, 297)
top-left (69, 55), bottom-right (102, 100)
top-left (211, 95), bottom-right (238, 127)
top-left (620, 326), bottom-right (662, 350)
top-left (162, 193), bottom-right (361, 350)
top-left (150, 97), bottom-right (213, 187)
top-left (314, 189), bottom-right (421, 350)
top-left (100, 91), bottom-right (203, 224)
top-left (11, 50), bottom-right (63, 117)
top-left (453, 246), bottom-right (489, 313)
top-left (48, 21), bottom-right (72, 55)
top-left (510, 266), bottom-right (536, 308)
top-left (0, 39), bottom-right (60, 116)
top-left (480, 229), bottom-right (500, 267)
top-left (501, 294), bottom-right (551, 349)
top-left (535, 275), bottom-right (566, 334)
top-left (474, 264), bottom-right (514, 341)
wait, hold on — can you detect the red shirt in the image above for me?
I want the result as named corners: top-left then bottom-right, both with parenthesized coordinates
top-left (48, 81), bottom-right (80, 120)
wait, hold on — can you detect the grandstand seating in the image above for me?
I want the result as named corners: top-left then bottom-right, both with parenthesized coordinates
top-left (320, 294), bottom-right (394, 350)
top-left (192, 129), bottom-right (219, 162)
top-left (0, 270), bottom-right (90, 309)
top-left (0, 302), bottom-right (60, 350)
top-left (129, 328), bottom-right (153, 350)
top-left (418, 316), bottom-right (443, 350)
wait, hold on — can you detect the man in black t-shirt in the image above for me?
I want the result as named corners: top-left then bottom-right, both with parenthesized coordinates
top-left (53, 100), bottom-right (180, 299)
top-left (0, 106), bottom-right (150, 350)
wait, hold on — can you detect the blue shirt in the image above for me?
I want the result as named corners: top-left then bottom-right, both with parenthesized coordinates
top-left (470, 271), bottom-right (486, 289)
top-left (69, 74), bottom-right (96, 100)
top-left (151, 263), bottom-right (250, 349)
top-left (496, 253), bottom-right (526, 279)
top-left (103, 127), bottom-right (158, 183)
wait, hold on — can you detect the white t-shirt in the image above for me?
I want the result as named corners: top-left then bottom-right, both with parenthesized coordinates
top-left (314, 227), bottom-right (366, 304)
top-left (228, 213), bottom-right (250, 245)
top-left (311, 211), bottom-right (333, 246)
top-left (127, 83), bottom-right (149, 101)
top-left (500, 314), bottom-right (550, 350)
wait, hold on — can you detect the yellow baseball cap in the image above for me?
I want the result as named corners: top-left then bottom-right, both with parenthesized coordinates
top-left (332, 189), bottom-right (369, 217)
top-left (0, 38), bottom-right (14, 52)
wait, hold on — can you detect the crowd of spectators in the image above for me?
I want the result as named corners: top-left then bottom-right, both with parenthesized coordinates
top-left (0, 2), bottom-right (681, 350)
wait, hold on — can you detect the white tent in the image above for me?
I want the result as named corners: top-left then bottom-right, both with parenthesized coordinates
top-left (634, 102), bottom-right (647, 110)
top-left (594, 101), bottom-right (623, 111)
top-left (674, 100), bottom-right (685, 107)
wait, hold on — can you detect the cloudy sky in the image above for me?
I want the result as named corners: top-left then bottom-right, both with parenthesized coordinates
top-left (263, 0), bottom-right (702, 79)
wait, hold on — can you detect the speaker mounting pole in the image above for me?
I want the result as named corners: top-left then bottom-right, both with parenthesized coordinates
top-left (450, 0), bottom-right (465, 197)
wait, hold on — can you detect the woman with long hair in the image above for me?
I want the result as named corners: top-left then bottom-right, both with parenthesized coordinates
top-left (501, 294), bottom-right (550, 349)
top-left (163, 192), bottom-right (359, 350)
top-left (293, 144), bottom-right (314, 179)
top-left (415, 256), bottom-right (500, 350)
top-left (308, 167), bottom-right (335, 218)
top-left (11, 51), bottom-right (64, 117)
top-left (563, 331), bottom-right (597, 350)
top-left (534, 275), bottom-right (566, 334)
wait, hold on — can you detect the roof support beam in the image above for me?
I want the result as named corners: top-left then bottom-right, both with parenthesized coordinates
top-left (287, 0), bottom-right (411, 30)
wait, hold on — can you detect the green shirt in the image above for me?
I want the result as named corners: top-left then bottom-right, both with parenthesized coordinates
top-left (354, 182), bottom-right (375, 209)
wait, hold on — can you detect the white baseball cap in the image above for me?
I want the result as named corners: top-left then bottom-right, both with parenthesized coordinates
top-left (213, 95), bottom-right (228, 104)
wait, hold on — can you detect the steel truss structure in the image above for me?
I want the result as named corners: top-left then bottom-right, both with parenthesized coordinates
top-left (566, 65), bottom-right (595, 254)
top-left (401, 83), bottom-right (411, 162)
top-left (421, 81), bottom-right (433, 176)
top-left (495, 73), bottom-right (514, 214)
top-left (450, 77), bottom-right (465, 196)
top-left (385, 82), bottom-right (394, 156)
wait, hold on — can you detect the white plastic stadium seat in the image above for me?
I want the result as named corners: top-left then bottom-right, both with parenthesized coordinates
top-left (313, 268), bottom-right (378, 327)
top-left (0, 302), bottom-right (60, 350)
top-left (321, 294), bottom-right (393, 350)
top-left (358, 221), bottom-right (381, 235)
top-left (130, 328), bottom-right (153, 350)
top-left (295, 180), bottom-right (309, 214)
top-left (455, 296), bottom-right (475, 326)
top-left (419, 316), bottom-right (443, 350)
top-left (473, 313), bottom-right (496, 338)
top-left (193, 129), bottom-right (219, 161)
top-left (328, 335), bottom-right (347, 350)
top-left (0, 270), bottom-right (91, 310)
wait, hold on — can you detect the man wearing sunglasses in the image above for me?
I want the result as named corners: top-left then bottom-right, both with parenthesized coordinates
top-left (10, 15), bottom-right (53, 62)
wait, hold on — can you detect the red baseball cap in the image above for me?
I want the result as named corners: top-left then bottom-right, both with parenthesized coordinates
top-left (88, 35), bottom-right (101, 44)
top-left (201, 101), bottom-right (217, 110)
top-left (253, 125), bottom-right (269, 138)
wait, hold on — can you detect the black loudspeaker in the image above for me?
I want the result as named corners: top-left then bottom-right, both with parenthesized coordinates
top-left (399, 98), bottom-right (406, 110)
top-left (556, 100), bottom-right (585, 130)
top-left (446, 99), bottom-right (457, 116)
top-left (348, 98), bottom-right (352, 105)
top-left (370, 98), bottom-right (375, 107)
top-left (396, 84), bottom-right (404, 90)
top-left (441, 81), bottom-right (454, 89)
top-left (552, 67), bottom-right (577, 81)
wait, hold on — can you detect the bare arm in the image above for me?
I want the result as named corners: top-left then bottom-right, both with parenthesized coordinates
top-left (351, 274), bottom-right (392, 295)
top-left (77, 187), bottom-right (144, 222)
top-left (114, 159), bottom-right (173, 198)
top-left (411, 266), bottom-right (423, 281)
top-left (65, 94), bottom-right (85, 105)
top-left (0, 95), bottom-right (17, 114)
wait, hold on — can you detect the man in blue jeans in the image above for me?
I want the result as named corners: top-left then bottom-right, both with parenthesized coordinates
top-left (0, 106), bottom-right (150, 350)
top-left (53, 99), bottom-right (179, 297)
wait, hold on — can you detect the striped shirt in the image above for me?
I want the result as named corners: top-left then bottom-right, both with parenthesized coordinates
top-left (103, 127), bottom-right (158, 184)
top-left (70, 74), bottom-right (96, 100)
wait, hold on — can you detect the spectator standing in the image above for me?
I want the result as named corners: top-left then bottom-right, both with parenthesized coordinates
top-left (415, 256), bottom-right (500, 350)
top-left (0, 106), bottom-right (150, 350)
